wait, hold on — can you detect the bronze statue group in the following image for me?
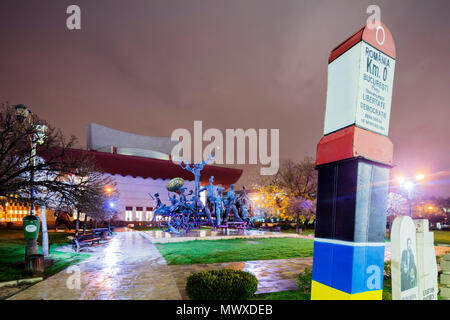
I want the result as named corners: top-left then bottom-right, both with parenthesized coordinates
top-left (149, 177), bottom-right (253, 234)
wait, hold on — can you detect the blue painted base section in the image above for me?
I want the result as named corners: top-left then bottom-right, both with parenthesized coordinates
top-left (312, 240), bottom-right (385, 294)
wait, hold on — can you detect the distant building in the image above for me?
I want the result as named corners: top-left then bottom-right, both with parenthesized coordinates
top-left (0, 123), bottom-right (243, 227)
top-left (81, 123), bottom-right (242, 224)
top-left (0, 196), bottom-right (57, 225)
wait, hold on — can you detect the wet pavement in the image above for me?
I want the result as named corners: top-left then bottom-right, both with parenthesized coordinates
top-left (8, 231), bottom-right (181, 300)
top-left (143, 229), bottom-right (311, 243)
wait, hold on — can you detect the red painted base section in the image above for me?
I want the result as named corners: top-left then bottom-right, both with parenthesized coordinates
top-left (316, 126), bottom-right (393, 166)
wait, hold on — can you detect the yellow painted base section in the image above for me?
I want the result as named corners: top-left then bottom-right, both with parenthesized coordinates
top-left (311, 281), bottom-right (382, 300)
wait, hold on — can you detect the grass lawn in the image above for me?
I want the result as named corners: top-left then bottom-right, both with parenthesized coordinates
top-left (433, 231), bottom-right (450, 245)
top-left (0, 229), bottom-right (90, 282)
top-left (252, 290), bottom-right (310, 300)
top-left (130, 225), bottom-right (160, 231)
top-left (156, 237), bottom-right (314, 265)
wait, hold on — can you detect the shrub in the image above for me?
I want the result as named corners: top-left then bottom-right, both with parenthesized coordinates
top-left (280, 224), bottom-right (291, 231)
top-left (253, 221), bottom-right (262, 229)
top-left (297, 267), bottom-right (312, 293)
top-left (186, 269), bottom-right (258, 300)
top-left (384, 261), bottom-right (391, 279)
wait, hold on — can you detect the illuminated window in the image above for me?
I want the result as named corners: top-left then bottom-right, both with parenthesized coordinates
top-left (136, 207), bottom-right (143, 221)
top-left (146, 207), bottom-right (153, 221)
top-left (125, 206), bottom-right (133, 221)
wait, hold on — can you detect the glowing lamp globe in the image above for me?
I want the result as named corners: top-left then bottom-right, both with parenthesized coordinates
top-left (404, 181), bottom-right (414, 191)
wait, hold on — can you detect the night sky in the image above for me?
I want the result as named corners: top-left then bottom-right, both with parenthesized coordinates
top-left (0, 0), bottom-right (449, 196)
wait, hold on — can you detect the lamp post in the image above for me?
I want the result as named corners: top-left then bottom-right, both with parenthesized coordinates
top-left (15, 104), bottom-right (48, 259)
top-left (105, 186), bottom-right (113, 232)
top-left (397, 173), bottom-right (426, 218)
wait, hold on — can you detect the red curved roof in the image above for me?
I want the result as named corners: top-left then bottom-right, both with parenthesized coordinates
top-left (62, 149), bottom-right (242, 187)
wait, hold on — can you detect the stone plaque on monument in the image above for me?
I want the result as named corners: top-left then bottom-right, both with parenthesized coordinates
top-left (391, 216), bottom-right (419, 300)
top-left (323, 22), bottom-right (396, 136)
top-left (414, 219), bottom-right (438, 300)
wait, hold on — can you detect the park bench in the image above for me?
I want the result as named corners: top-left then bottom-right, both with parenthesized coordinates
top-left (92, 227), bottom-right (114, 240)
top-left (70, 234), bottom-right (101, 253)
top-left (259, 225), bottom-right (281, 232)
top-left (217, 221), bottom-right (247, 232)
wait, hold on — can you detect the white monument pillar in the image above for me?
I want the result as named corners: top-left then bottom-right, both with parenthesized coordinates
top-left (391, 216), bottom-right (419, 300)
top-left (414, 219), bottom-right (438, 300)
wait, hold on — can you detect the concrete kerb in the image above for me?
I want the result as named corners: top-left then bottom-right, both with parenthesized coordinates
top-left (0, 277), bottom-right (43, 288)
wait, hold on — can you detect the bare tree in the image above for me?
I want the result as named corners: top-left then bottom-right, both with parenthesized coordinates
top-left (271, 158), bottom-right (317, 198)
top-left (386, 192), bottom-right (409, 239)
top-left (0, 103), bottom-right (116, 256)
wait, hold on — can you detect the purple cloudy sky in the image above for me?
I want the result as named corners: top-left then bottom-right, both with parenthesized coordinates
top-left (0, 0), bottom-right (449, 196)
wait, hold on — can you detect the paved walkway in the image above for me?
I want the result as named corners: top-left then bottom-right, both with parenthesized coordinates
top-left (9, 231), bottom-right (181, 300)
top-left (143, 229), bottom-right (310, 244)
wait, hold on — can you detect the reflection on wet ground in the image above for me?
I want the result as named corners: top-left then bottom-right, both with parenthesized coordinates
top-left (143, 229), bottom-right (311, 243)
top-left (9, 231), bottom-right (181, 300)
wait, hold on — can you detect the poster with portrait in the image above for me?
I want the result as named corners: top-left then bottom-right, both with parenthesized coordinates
top-left (391, 216), bottom-right (419, 300)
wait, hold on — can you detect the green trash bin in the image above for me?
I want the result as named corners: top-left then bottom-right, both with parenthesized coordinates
top-left (23, 215), bottom-right (40, 240)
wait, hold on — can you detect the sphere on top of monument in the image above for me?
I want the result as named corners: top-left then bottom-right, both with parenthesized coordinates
top-left (167, 177), bottom-right (184, 192)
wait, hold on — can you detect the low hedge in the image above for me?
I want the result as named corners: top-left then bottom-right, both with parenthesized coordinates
top-left (186, 269), bottom-right (258, 300)
top-left (296, 267), bottom-right (312, 293)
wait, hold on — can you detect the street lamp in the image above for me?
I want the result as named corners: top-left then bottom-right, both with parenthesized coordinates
top-left (105, 186), bottom-right (113, 232)
top-left (397, 176), bottom-right (406, 186)
top-left (397, 173), bottom-right (426, 217)
top-left (415, 173), bottom-right (425, 181)
top-left (15, 104), bottom-right (48, 260)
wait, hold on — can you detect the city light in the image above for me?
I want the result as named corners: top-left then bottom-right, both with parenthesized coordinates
top-left (403, 181), bottom-right (414, 191)
top-left (397, 176), bottom-right (406, 186)
top-left (109, 201), bottom-right (115, 208)
top-left (105, 187), bottom-right (112, 193)
top-left (415, 173), bottom-right (425, 181)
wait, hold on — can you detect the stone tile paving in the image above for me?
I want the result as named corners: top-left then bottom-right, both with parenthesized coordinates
top-left (143, 229), bottom-right (310, 243)
top-left (169, 257), bottom-right (313, 300)
top-left (8, 231), bottom-right (181, 300)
